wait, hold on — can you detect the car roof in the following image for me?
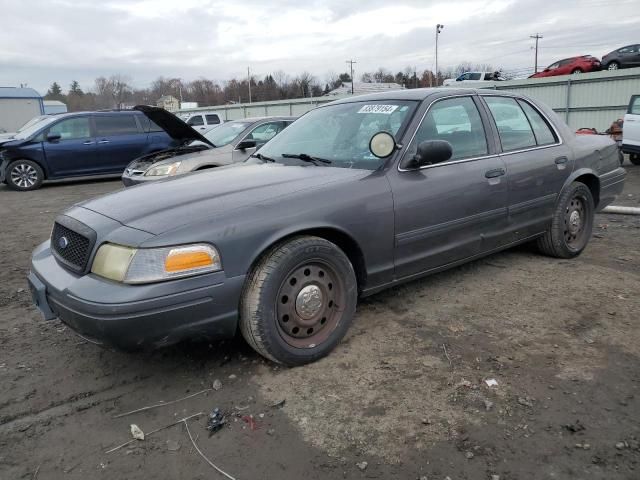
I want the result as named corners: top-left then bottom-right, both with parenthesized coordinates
top-left (327, 87), bottom-right (509, 105)
top-left (49, 110), bottom-right (144, 120)
top-left (228, 116), bottom-right (297, 123)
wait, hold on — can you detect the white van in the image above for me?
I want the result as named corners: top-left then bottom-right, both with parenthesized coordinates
top-left (443, 71), bottom-right (504, 86)
top-left (181, 111), bottom-right (225, 133)
top-left (622, 95), bottom-right (640, 165)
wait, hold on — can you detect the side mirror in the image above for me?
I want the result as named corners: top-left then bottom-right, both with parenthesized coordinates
top-left (47, 132), bottom-right (61, 142)
top-left (403, 140), bottom-right (453, 169)
top-left (236, 139), bottom-right (256, 150)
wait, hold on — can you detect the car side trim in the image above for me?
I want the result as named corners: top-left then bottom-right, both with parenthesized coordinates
top-left (395, 206), bottom-right (506, 246)
top-left (508, 193), bottom-right (557, 214)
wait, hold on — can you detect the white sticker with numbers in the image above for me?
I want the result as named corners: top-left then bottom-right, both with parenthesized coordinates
top-left (357, 104), bottom-right (399, 114)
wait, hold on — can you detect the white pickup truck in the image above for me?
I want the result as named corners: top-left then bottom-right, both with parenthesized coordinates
top-left (622, 95), bottom-right (640, 165)
top-left (442, 71), bottom-right (504, 86)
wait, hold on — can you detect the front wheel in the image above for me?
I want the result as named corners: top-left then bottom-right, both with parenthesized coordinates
top-left (6, 160), bottom-right (44, 191)
top-left (240, 236), bottom-right (358, 366)
top-left (607, 62), bottom-right (620, 71)
top-left (537, 182), bottom-right (594, 258)
top-left (630, 153), bottom-right (640, 166)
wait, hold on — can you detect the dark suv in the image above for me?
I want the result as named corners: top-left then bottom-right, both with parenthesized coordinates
top-left (0, 111), bottom-right (174, 191)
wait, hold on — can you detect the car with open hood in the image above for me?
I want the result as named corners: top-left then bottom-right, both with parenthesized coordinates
top-left (28, 88), bottom-right (626, 366)
top-left (121, 106), bottom-right (295, 186)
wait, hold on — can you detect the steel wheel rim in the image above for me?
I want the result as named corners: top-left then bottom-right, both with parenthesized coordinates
top-left (608, 63), bottom-right (618, 71)
top-left (276, 260), bottom-right (345, 348)
top-left (10, 163), bottom-right (38, 188)
top-left (564, 194), bottom-right (587, 249)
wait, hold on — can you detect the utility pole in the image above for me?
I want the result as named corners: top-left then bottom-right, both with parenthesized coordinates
top-left (530, 33), bottom-right (543, 73)
top-left (435, 24), bottom-right (444, 86)
top-left (414, 67), bottom-right (418, 88)
top-left (346, 59), bottom-right (357, 94)
top-left (247, 67), bottom-right (252, 103)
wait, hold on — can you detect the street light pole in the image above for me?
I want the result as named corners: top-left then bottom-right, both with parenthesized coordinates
top-left (435, 24), bottom-right (444, 86)
top-left (346, 59), bottom-right (357, 94)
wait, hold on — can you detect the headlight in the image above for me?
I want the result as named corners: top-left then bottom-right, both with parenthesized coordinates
top-left (91, 243), bottom-right (221, 284)
top-left (144, 161), bottom-right (181, 177)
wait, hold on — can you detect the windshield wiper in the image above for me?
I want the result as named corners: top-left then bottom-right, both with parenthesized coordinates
top-left (251, 152), bottom-right (276, 162)
top-left (282, 153), bottom-right (332, 165)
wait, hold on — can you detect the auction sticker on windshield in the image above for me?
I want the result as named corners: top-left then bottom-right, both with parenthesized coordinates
top-left (358, 104), bottom-right (399, 114)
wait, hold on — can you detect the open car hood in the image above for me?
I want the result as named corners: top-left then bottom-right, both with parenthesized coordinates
top-left (133, 105), bottom-right (215, 147)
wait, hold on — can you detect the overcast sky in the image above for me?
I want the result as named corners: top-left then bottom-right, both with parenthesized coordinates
top-left (1, 0), bottom-right (638, 94)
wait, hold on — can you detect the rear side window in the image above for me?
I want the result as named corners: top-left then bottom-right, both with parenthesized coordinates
top-left (629, 96), bottom-right (640, 115)
top-left (48, 117), bottom-right (91, 140)
top-left (484, 96), bottom-right (537, 152)
top-left (468, 73), bottom-right (482, 80)
top-left (517, 100), bottom-right (558, 146)
top-left (187, 115), bottom-right (204, 126)
top-left (95, 115), bottom-right (139, 136)
top-left (409, 96), bottom-right (488, 161)
top-left (205, 114), bottom-right (221, 124)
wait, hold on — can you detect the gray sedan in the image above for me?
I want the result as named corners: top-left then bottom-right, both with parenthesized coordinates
top-left (28, 88), bottom-right (626, 365)
top-left (122, 108), bottom-right (295, 186)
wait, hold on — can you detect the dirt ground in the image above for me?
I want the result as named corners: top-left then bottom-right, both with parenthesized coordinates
top-left (1, 161), bottom-right (639, 480)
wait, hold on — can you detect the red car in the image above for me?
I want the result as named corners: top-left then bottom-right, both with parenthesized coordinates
top-left (529, 55), bottom-right (601, 78)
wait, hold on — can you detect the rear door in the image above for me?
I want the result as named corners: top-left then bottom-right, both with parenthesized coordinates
top-left (389, 95), bottom-right (509, 279)
top-left (42, 116), bottom-right (98, 176)
top-left (480, 95), bottom-right (573, 241)
top-left (94, 114), bottom-right (149, 173)
top-left (623, 95), bottom-right (640, 149)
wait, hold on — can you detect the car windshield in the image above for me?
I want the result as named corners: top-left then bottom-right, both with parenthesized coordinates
top-left (18, 115), bottom-right (50, 132)
top-left (258, 100), bottom-right (417, 170)
top-left (203, 121), bottom-right (252, 147)
top-left (13, 116), bottom-right (59, 140)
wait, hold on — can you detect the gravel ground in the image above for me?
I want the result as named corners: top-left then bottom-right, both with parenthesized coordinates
top-left (1, 162), bottom-right (639, 480)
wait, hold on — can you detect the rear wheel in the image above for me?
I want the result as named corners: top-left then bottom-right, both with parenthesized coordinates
top-left (607, 62), bottom-right (620, 71)
top-left (240, 236), bottom-right (357, 366)
top-left (537, 182), bottom-right (594, 258)
top-left (630, 153), bottom-right (640, 166)
top-left (571, 68), bottom-right (583, 74)
top-left (6, 160), bottom-right (44, 191)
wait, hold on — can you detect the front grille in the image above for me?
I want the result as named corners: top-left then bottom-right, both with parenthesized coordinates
top-left (51, 219), bottom-right (95, 273)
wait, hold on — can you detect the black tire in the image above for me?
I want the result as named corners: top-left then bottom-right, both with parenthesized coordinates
top-left (6, 159), bottom-right (44, 191)
top-left (630, 153), bottom-right (640, 166)
top-left (571, 68), bottom-right (583, 74)
top-left (607, 62), bottom-right (619, 71)
top-left (537, 182), bottom-right (594, 258)
top-left (240, 235), bottom-right (358, 366)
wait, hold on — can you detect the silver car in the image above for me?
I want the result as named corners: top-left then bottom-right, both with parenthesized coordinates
top-left (122, 106), bottom-right (295, 186)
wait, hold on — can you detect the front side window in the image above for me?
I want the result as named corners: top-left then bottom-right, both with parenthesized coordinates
top-left (257, 100), bottom-right (417, 170)
top-left (187, 115), bottom-right (204, 126)
top-left (517, 100), bottom-right (557, 146)
top-left (630, 96), bottom-right (640, 115)
top-left (245, 122), bottom-right (285, 145)
top-left (548, 62), bottom-right (560, 70)
top-left (206, 114), bottom-right (221, 124)
top-left (95, 115), bottom-right (139, 136)
top-left (484, 96), bottom-right (537, 151)
top-left (203, 121), bottom-right (252, 147)
top-left (48, 117), bottom-right (91, 140)
top-left (406, 96), bottom-right (488, 161)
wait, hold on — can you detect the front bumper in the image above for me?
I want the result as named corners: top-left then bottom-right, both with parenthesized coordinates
top-left (121, 173), bottom-right (164, 187)
top-left (28, 241), bottom-right (244, 350)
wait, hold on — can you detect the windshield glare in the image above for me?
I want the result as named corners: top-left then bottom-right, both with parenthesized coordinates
top-left (203, 121), bottom-right (251, 147)
top-left (13, 116), bottom-right (58, 140)
top-left (258, 100), bottom-right (417, 169)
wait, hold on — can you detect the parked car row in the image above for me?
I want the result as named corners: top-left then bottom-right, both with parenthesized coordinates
top-left (530, 44), bottom-right (640, 78)
top-left (26, 88), bottom-right (627, 365)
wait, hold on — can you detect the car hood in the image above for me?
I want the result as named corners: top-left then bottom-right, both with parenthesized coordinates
top-left (128, 143), bottom-right (233, 171)
top-left (133, 105), bottom-right (214, 147)
top-left (78, 163), bottom-right (369, 235)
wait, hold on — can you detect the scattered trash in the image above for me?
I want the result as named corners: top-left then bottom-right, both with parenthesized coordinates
top-left (485, 379), bottom-right (498, 387)
top-left (228, 374), bottom-right (237, 380)
top-left (575, 442), bottom-right (591, 450)
top-left (421, 418), bottom-right (431, 425)
top-left (356, 461), bottom-right (368, 471)
top-left (616, 441), bottom-right (626, 450)
top-left (184, 419), bottom-right (236, 480)
top-left (113, 388), bottom-right (212, 419)
top-left (130, 424), bottom-right (145, 440)
top-left (465, 451), bottom-right (475, 459)
top-left (270, 399), bottom-right (286, 409)
top-left (17, 288), bottom-right (25, 293)
top-left (242, 415), bottom-right (258, 431)
top-left (167, 439), bottom-right (181, 451)
top-left (563, 420), bottom-right (585, 433)
top-left (212, 379), bottom-right (223, 391)
top-left (206, 408), bottom-right (226, 436)
top-left (258, 413), bottom-right (265, 418)
top-left (456, 379), bottom-right (472, 389)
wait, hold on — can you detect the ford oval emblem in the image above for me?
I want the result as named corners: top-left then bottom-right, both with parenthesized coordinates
top-left (58, 236), bottom-right (70, 249)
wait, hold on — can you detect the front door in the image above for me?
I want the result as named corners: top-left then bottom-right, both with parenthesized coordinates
top-left (42, 116), bottom-right (97, 177)
top-left (389, 95), bottom-right (509, 279)
top-left (480, 95), bottom-right (574, 240)
top-left (232, 121), bottom-right (287, 162)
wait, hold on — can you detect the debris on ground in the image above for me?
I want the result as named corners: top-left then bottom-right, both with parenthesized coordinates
top-left (212, 379), bottom-right (223, 391)
top-left (242, 415), bottom-right (258, 430)
top-left (130, 424), bottom-right (145, 440)
top-left (356, 461), bottom-right (368, 471)
top-left (563, 420), bottom-right (586, 433)
top-left (206, 408), bottom-right (226, 436)
top-left (484, 399), bottom-right (494, 411)
top-left (270, 399), bottom-right (286, 409)
top-left (485, 379), bottom-right (498, 387)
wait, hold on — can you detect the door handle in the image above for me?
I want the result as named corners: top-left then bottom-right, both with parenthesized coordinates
top-left (485, 168), bottom-right (506, 178)
top-left (82, 141), bottom-right (93, 145)
top-left (555, 156), bottom-right (568, 165)
top-left (98, 140), bottom-right (110, 144)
